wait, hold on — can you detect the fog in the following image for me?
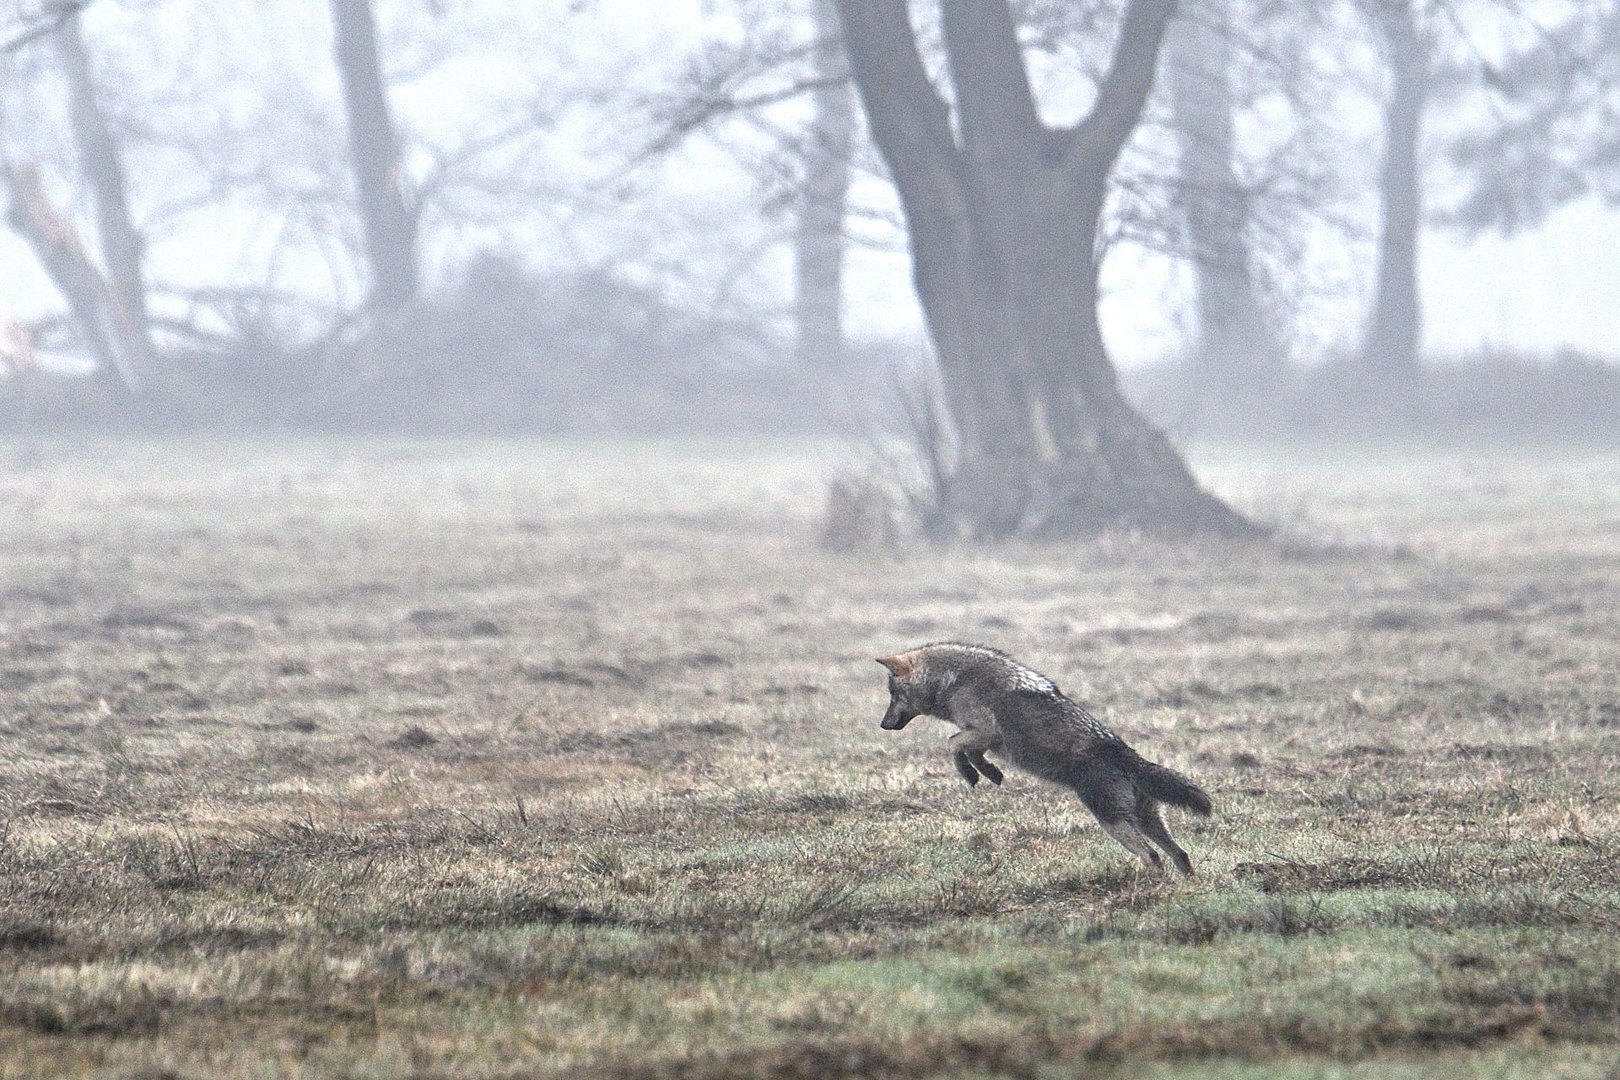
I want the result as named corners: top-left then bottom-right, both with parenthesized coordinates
top-left (6, 4), bottom-right (1620, 1070)
top-left (2, 0), bottom-right (1618, 503)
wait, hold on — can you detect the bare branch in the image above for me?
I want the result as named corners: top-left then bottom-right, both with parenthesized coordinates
top-left (634, 72), bottom-right (849, 165)
top-left (1066, 0), bottom-right (1179, 174)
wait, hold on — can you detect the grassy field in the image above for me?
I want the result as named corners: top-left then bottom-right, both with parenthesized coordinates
top-left (2, 435), bottom-right (1619, 1079)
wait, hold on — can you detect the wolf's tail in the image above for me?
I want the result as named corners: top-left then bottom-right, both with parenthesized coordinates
top-left (1133, 760), bottom-right (1213, 817)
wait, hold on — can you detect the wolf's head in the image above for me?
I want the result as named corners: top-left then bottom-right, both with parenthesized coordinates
top-left (876, 650), bottom-right (932, 730)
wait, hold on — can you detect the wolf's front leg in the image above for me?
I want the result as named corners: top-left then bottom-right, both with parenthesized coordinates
top-left (948, 729), bottom-right (1004, 787)
top-left (967, 751), bottom-right (1003, 786)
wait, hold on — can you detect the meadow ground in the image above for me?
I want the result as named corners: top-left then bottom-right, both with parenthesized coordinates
top-left (1, 435), bottom-right (1618, 1079)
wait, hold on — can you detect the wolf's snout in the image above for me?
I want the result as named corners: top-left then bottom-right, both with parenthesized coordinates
top-left (880, 705), bottom-right (914, 730)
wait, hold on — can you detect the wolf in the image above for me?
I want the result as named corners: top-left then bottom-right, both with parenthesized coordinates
top-left (876, 642), bottom-right (1212, 875)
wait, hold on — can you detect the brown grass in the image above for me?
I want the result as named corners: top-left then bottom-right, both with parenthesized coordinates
top-left (1, 436), bottom-right (1619, 1078)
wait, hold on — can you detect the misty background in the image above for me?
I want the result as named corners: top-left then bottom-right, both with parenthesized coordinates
top-left (2, 0), bottom-right (1618, 454)
top-left (6, 6), bottom-right (1620, 1067)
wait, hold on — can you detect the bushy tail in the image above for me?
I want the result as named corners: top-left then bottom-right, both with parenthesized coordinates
top-left (1133, 760), bottom-right (1213, 817)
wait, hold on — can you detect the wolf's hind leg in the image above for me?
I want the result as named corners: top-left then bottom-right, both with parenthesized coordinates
top-left (1100, 819), bottom-right (1163, 871)
top-left (1074, 770), bottom-right (1164, 872)
top-left (1137, 797), bottom-right (1194, 876)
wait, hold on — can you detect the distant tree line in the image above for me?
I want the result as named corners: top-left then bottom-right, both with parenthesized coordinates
top-left (2, 0), bottom-right (1617, 534)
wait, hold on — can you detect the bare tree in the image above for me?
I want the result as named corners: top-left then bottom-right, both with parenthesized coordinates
top-left (833, 0), bottom-right (1252, 538)
top-left (329, 0), bottom-right (418, 313)
top-left (1359, 0), bottom-right (1429, 383)
top-left (1, 7), bottom-right (151, 392)
top-left (793, 0), bottom-right (854, 367)
top-left (1441, 4), bottom-right (1620, 235)
top-left (4, 163), bottom-right (149, 390)
top-left (1348, 0), bottom-right (1620, 388)
top-left (1166, 0), bottom-right (1285, 406)
top-left (57, 10), bottom-right (148, 340)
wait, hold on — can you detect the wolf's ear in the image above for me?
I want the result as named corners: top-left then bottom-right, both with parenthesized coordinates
top-left (876, 653), bottom-right (916, 679)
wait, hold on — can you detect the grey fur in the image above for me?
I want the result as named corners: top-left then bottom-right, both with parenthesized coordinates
top-left (877, 642), bottom-right (1212, 875)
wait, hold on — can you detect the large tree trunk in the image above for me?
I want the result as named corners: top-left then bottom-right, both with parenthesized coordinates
top-left (329, 0), bottom-right (418, 313)
top-left (834, 0), bottom-right (1252, 539)
top-left (1166, 0), bottom-right (1284, 407)
top-left (1360, 0), bottom-right (1428, 381)
top-left (793, 0), bottom-right (855, 368)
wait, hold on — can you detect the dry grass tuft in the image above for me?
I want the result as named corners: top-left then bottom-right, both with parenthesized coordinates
top-left (819, 473), bottom-right (902, 552)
